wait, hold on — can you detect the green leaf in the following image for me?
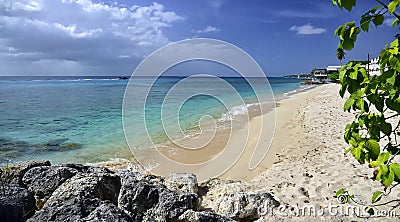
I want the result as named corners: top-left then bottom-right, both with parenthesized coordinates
top-left (360, 15), bottom-right (371, 32)
top-left (342, 38), bottom-right (355, 50)
top-left (387, 98), bottom-right (400, 113)
top-left (335, 188), bottom-right (347, 197)
top-left (382, 170), bottom-right (394, 188)
top-left (377, 164), bottom-right (389, 181)
top-left (356, 98), bottom-right (365, 112)
top-left (390, 163), bottom-right (400, 180)
top-left (392, 18), bottom-right (400, 27)
top-left (365, 207), bottom-right (375, 215)
top-left (372, 191), bottom-right (383, 203)
top-left (349, 69), bottom-right (358, 79)
top-left (342, 0), bottom-right (356, 12)
top-left (388, 1), bottom-right (399, 13)
top-left (387, 73), bottom-right (396, 85)
top-left (339, 69), bottom-right (347, 83)
top-left (370, 152), bottom-right (390, 167)
top-left (339, 84), bottom-right (347, 97)
top-left (381, 122), bottom-right (392, 136)
top-left (373, 14), bottom-right (384, 26)
top-left (370, 5), bottom-right (381, 13)
top-left (351, 146), bottom-right (365, 163)
top-left (344, 97), bottom-right (355, 111)
top-left (365, 139), bottom-right (380, 160)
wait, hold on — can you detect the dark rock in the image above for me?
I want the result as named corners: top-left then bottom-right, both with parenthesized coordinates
top-left (0, 160), bottom-right (51, 186)
top-left (61, 163), bottom-right (113, 174)
top-left (22, 166), bottom-right (78, 209)
top-left (118, 180), bottom-right (162, 221)
top-left (118, 170), bottom-right (199, 221)
top-left (179, 210), bottom-right (234, 222)
top-left (0, 185), bottom-right (36, 222)
top-left (83, 202), bottom-right (133, 222)
top-left (143, 190), bottom-right (199, 221)
top-left (28, 173), bottom-right (121, 222)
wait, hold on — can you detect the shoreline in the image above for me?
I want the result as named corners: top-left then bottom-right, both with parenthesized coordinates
top-left (88, 83), bottom-right (321, 181)
top-left (3, 83), bottom-right (400, 221)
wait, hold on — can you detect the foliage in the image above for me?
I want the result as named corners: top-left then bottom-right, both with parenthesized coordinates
top-left (333, 0), bottom-right (400, 208)
top-left (0, 165), bottom-right (11, 196)
top-left (328, 72), bottom-right (340, 81)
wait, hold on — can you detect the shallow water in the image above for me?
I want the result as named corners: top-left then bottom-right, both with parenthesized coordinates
top-left (0, 76), bottom-right (303, 164)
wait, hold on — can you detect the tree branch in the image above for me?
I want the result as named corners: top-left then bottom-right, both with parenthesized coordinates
top-left (375, 0), bottom-right (400, 20)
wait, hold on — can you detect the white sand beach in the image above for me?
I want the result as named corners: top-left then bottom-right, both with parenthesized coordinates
top-left (240, 83), bottom-right (400, 221)
top-left (94, 83), bottom-right (400, 221)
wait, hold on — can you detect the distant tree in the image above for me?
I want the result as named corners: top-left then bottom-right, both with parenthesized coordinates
top-left (333, 0), bottom-right (400, 214)
top-left (336, 47), bottom-right (346, 64)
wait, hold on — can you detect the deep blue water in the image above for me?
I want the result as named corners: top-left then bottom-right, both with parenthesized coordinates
top-left (0, 76), bottom-right (303, 164)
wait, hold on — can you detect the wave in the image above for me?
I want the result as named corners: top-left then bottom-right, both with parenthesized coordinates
top-left (218, 103), bottom-right (259, 122)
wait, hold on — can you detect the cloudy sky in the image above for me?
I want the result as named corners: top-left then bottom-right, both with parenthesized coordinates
top-left (0, 0), bottom-right (397, 76)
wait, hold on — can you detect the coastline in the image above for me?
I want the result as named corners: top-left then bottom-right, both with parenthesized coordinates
top-left (243, 83), bottom-right (400, 221)
top-left (90, 84), bottom-right (322, 180)
top-left (103, 83), bottom-right (400, 220)
top-left (3, 83), bottom-right (400, 221)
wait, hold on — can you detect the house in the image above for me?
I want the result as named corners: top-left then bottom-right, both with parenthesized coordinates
top-left (368, 57), bottom-right (381, 76)
top-left (312, 69), bottom-right (327, 80)
top-left (326, 65), bottom-right (341, 74)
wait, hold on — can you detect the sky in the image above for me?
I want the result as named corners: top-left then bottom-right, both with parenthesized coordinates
top-left (0, 0), bottom-right (398, 77)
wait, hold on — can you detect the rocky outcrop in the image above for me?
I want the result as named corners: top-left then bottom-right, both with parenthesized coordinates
top-left (164, 173), bottom-right (198, 194)
top-left (27, 173), bottom-right (121, 222)
top-left (179, 209), bottom-right (235, 222)
top-left (0, 161), bottom-right (280, 222)
top-left (22, 166), bottom-right (78, 209)
top-left (1, 161), bottom-right (51, 186)
top-left (0, 185), bottom-right (36, 222)
top-left (201, 178), bottom-right (280, 221)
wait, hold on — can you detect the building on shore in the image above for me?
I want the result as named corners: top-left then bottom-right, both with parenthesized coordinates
top-left (326, 65), bottom-right (341, 74)
top-left (312, 69), bottom-right (328, 80)
top-left (367, 57), bottom-right (381, 76)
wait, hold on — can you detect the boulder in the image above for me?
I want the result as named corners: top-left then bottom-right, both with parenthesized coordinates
top-left (202, 178), bottom-right (280, 220)
top-left (118, 170), bottom-right (200, 221)
top-left (0, 185), bottom-right (36, 222)
top-left (0, 160), bottom-right (51, 186)
top-left (83, 202), bottom-right (133, 222)
top-left (22, 166), bottom-right (78, 209)
top-left (179, 209), bottom-right (234, 222)
top-left (213, 192), bottom-right (279, 220)
top-left (164, 173), bottom-right (198, 194)
top-left (60, 163), bottom-right (113, 174)
top-left (27, 173), bottom-right (121, 222)
top-left (143, 189), bottom-right (199, 221)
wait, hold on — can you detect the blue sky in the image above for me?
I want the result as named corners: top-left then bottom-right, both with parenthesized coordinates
top-left (0, 0), bottom-right (397, 76)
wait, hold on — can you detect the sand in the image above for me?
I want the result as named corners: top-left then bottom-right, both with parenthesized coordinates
top-left (242, 83), bottom-right (400, 221)
top-left (95, 83), bottom-right (400, 220)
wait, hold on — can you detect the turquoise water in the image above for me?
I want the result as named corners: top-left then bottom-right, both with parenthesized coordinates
top-left (0, 76), bottom-right (303, 164)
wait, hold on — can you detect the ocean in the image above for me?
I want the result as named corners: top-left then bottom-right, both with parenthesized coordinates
top-left (0, 76), bottom-right (304, 165)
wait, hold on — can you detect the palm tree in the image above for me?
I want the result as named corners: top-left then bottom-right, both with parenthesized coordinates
top-left (336, 47), bottom-right (346, 65)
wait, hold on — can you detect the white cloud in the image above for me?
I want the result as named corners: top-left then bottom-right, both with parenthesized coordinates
top-left (0, 0), bottom-right (184, 75)
top-left (384, 16), bottom-right (396, 27)
top-left (193, 25), bottom-right (220, 34)
top-left (289, 23), bottom-right (326, 35)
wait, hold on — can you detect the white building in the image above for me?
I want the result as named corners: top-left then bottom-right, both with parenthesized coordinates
top-left (326, 65), bottom-right (341, 74)
top-left (368, 57), bottom-right (381, 76)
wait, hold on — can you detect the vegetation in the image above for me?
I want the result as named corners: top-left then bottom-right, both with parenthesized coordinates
top-left (283, 73), bottom-right (313, 79)
top-left (333, 0), bottom-right (400, 214)
top-left (328, 72), bottom-right (339, 80)
top-left (0, 165), bottom-right (11, 196)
